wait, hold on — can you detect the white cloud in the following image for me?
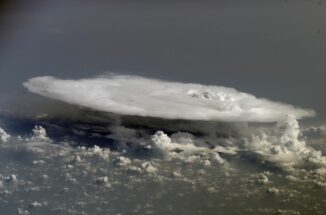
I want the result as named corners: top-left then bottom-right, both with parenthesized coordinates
top-left (151, 130), bottom-right (225, 165)
top-left (242, 115), bottom-right (326, 169)
top-left (0, 113), bottom-right (325, 214)
top-left (81, 145), bottom-right (110, 160)
top-left (0, 127), bottom-right (10, 143)
top-left (141, 161), bottom-right (158, 174)
top-left (23, 75), bottom-right (315, 122)
top-left (94, 176), bottom-right (111, 188)
top-left (31, 125), bottom-right (49, 141)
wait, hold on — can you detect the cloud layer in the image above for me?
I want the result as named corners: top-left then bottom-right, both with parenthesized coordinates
top-left (0, 119), bottom-right (326, 215)
top-left (1, 73), bottom-right (324, 214)
top-left (24, 75), bottom-right (315, 122)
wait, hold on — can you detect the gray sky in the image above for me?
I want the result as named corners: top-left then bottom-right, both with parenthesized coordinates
top-left (0, 0), bottom-right (325, 123)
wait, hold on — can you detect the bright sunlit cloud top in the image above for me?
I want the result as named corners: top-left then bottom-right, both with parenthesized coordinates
top-left (23, 75), bottom-right (315, 122)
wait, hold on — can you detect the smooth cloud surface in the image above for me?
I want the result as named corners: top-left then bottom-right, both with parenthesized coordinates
top-left (24, 75), bottom-right (315, 122)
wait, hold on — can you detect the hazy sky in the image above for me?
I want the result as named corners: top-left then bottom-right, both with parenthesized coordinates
top-left (0, 0), bottom-right (325, 122)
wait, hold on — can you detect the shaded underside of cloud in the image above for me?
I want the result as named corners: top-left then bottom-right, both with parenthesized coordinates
top-left (23, 75), bottom-right (315, 122)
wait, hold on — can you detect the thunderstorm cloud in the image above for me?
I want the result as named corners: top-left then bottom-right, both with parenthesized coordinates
top-left (23, 75), bottom-right (315, 122)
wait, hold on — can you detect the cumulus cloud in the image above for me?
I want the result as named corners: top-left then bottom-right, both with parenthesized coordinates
top-left (0, 127), bottom-right (10, 143)
top-left (242, 115), bottom-right (326, 169)
top-left (0, 114), bottom-right (326, 214)
top-left (23, 75), bottom-right (315, 122)
top-left (31, 125), bottom-right (49, 141)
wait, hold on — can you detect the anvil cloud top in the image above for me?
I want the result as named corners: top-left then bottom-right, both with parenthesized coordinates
top-left (24, 74), bottom-right (315, 122)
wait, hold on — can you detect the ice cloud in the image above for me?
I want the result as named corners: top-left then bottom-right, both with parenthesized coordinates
top-left (23, 75), bottom-right (315, 122)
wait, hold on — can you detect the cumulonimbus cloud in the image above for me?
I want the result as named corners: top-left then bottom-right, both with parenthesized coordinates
top-left (23, 75), bottom-right (315, 122)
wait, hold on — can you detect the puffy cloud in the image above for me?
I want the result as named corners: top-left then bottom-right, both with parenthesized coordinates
top-left (141, 161), bottom-right (158, 174)
top-left (2, 174), bottom-right (18, 184)
top-left (0, 127), bottom-right (10, 143)
top-left (150, 131), bottom-right (225, 165)
top-left (94, 176), bottom-right (111, 188)
top-left (242, 115), bottom-right (326, 169)
top-left (80, 145), bottom-right (110, 160)
top-left (0, 115), bottom-right (326, 214)
top-left (31, 125), bottom-right (49, 141)
top-left (23, 75), bottom-right (315, 122)
top-left (301, 125), bottom-right (326, 141)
